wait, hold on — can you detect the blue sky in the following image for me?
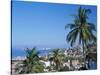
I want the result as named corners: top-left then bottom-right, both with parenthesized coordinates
top-left (12, 1), bottom-right (97, 50)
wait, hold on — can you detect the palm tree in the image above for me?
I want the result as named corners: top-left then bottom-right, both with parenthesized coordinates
top-left (49, 49), bottom-right (65, 71)
top-left (65, 7), bottom-right (96, 67)
top-left (48, 55), bottom-right (54, 71)
top-left (15, 47), bottom-right (44, 74)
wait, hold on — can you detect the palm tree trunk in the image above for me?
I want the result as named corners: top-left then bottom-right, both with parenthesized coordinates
top-left (82, 41), bottom-right (86, 68)
top-left (82, 42), bottom-right (84, 62)
top-left (55, 61), bottom-right (60, 71)
top-left (50, 61), bottom-right (52, 71)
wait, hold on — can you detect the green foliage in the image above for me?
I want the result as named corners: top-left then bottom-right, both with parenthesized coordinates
top-left (15, 47), bottom-right (45, 74)
top-left (59, 65), bottom-right (70, 71)
top-left (32, 63), bottom-right (45, 73)
top-left (49, 49), bottom-right (65, 71)
top-left (65, 6), bottom-right (96, 47)
top-left (65, 6), bottom-right (96, 64)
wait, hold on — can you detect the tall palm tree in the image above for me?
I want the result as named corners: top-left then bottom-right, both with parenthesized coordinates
top-left (65, 7), bottom-right (96, 66)
top-left (15, 47), bottom-right (44, 74)
top-left (49, 49), bottom-right (65, 71)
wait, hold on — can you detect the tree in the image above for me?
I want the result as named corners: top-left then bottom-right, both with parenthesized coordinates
top-left (15, 47), bottom-right (45, 74)
top-left (49, 49), bottom-right (65, 71)
top-left (65, 7), bottom-right (96, 66)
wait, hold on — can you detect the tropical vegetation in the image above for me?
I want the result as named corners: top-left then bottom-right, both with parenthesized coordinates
top-left (65, 6), bottom-right (96, 67)
top-left (15, 47), bottom-right (45, 74)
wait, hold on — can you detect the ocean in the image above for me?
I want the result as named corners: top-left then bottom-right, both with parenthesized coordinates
top-left (12, 49), bottom-right (53, 58)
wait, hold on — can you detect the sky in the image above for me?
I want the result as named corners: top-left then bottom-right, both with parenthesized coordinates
top-left (12, 1), bottom-right (97, 50)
